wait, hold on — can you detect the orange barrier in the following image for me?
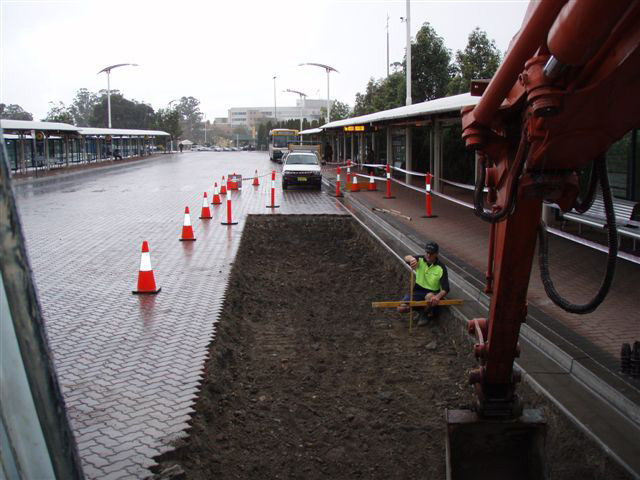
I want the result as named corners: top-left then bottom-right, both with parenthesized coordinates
top-left (351, 175), bottom-right (360, 192)
top-left (220, 176), bottom-right (227, 195)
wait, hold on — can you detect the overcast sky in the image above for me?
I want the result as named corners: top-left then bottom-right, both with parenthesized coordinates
top-left (1, 0), bottom-right (529, 121)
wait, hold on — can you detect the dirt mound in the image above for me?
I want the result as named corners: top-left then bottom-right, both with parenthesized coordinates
top-left (153, 215), bottom-right (629, 479)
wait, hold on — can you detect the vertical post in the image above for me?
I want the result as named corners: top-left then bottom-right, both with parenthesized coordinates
top-left (266, 170), bottom-right (280, 208)
top-left (386, 127), bottom-right (392, 169)
top-left (433, 120), bottom-right (442, 193)
top-left (405, 0), bottom-right (412, 106)
top-left (421, 173), bottom-right (436, 218)
top-left (347, 160), bottom-right (352, 191)
top-left (273, 76), bottom-right (277, 122)
top-left (327, 68), bottom-right (331, 123)
top-left (335, 166), bottom-right (343, 197)
top-left (107, 70), bottom-right (112, 128)
top-left (384, 163), bottom-right (395, 199)
top-left (386, 13), bottom-right (390, 78)
top-left (405, 127), bottom-right (412, 184)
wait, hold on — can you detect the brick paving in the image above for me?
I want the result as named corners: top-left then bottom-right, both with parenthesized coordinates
top-left (328, 166), bottom-right (640, 374)
top-left (14, 152), bottom-right (343, 478)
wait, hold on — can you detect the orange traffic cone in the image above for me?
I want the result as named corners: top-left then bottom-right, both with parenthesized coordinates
top-left (220, 176), bottom-right (227, 195)
top-left (252, 170), bottom-right (260, 186)
top-left (132, 241), bottom-right (161, 294)
top-left (179, 206), bottom-right (196, 241)
top-left (351, 175), bottom-right (360, 192)
top-left (212, 182), bottom-right (221, 205)
top-left (368, 171), bottom-right (377, 191)
top-left (199, 192), bottom-right (212, 219)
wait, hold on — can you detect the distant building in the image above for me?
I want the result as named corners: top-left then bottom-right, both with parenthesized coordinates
top-left (228, 99), bottom-right (333, 128)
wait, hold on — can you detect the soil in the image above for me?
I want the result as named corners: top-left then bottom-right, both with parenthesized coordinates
top-left (153, 215), bottom-right (630, 479)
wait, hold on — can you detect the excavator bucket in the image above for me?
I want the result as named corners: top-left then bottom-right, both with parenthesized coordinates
top-left (445, 409), bottom-right (547, 480)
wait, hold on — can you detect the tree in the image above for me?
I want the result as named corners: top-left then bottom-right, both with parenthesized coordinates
top-left (89, 92), bottom-right (155, 129)
top-left (409, 22), bottom-right (452, 102)
top-left (320, 100), bottom-right (351, 123)
top-left (0, 103), bottom-right (33, 120)
top-left (43, 101), bottom-right (74, 124)
top-left (69, 88), bottom-right (99, 126)
top-left (353, 72), bottom-right (405, 116)
top-left (448, 28), bottom-right (501, 95)
top-left (175, 96), bottom-right (203, 141)
top-left (153, 107), bottom-right (182, 141)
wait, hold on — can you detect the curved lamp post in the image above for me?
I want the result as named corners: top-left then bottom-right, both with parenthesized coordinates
top-left (299, 63), bottom-right (338, 122)
top-left (283, 89), bottom-right (307, 138)
top-left (97, 63), bottom-right (139, 128)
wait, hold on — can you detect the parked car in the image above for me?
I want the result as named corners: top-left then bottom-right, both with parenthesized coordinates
top-left (282, 152), bottom-right (322, 190)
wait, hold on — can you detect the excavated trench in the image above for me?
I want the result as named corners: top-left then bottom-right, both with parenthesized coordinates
top-left (153, 214), bottom-right (629, 479)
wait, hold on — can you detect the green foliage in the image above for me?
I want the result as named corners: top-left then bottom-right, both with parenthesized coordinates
top-left (0, 103), bottom-right (33, 120)
top-left (153, 107), bottom-right (182, 140)
top-left (175, 96), bottom-right (203, 141)
top-left (448, 28), bottom-right (501, 95)
top-left (320, 100), bottom-right (351, 122)
top-left (89, 93), bottom-right (155, 129)
top-left (410, 22), bottom-right (452, 102)
top-left (354, 72), bottom-right (405, 116)
top-left (69, 88), bottom-right (99, 127)
top-left (43, 101), bottom-right (74, 124)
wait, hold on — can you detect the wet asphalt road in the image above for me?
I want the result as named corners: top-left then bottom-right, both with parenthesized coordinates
top-left (13, 151), bottom-right (344, 478)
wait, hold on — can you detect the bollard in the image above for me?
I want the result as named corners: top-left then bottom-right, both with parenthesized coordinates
top-left (266, 170), bottom-right (280, 208)
top-left (220, 176), bottom-right (227, 195)
top-left (334, 166), bottom-right (343, 197)
top-left (383, 164), bottom-right (395, 199)
top-left (221, 198), bottom-right (238, 225)
top-left (346, 160), bottom-right (352, 192)
top-left (421, 172), bottom-right (437, 218)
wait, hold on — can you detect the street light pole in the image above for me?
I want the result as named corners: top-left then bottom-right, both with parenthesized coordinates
top-left (97, 63), bottom-right (139, 128)
top-left (283, 89), bottom-right (307, 140)
top-left (298, 63), bottom-right (338, 123)
top-left (273, 76), bottom-right (277, 123)
top-left (405, 0), bottom-right (412, 105)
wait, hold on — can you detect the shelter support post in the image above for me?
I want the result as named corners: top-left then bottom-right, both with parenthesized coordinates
top-left (405, 127), bottom-right (412, 184)
top-left (386, 127), bottom-right (392, 168)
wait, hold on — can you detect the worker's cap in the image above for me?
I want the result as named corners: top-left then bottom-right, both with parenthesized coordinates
top-left (425, 242), bottom-right (439, 253)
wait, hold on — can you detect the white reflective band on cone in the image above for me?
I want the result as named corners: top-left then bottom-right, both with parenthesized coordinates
top-left (202, 197), bottom-right (208, 207)
top-left (139, 252), bottom-right (152, 271)
top-left (184, 214), bottom-right (192, 226)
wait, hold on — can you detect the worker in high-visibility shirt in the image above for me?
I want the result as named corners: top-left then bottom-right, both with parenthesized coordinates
top-left (397, 241), bottom-right (450, 326)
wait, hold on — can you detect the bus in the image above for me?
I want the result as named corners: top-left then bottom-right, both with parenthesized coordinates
top-left (268, 128), bottom-right (299, 163)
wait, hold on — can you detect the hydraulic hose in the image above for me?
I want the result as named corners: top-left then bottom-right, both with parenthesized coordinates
top-left (538, 156), bottom-right (617, 314)
top-left (474, 132), bottom-right (528, 223)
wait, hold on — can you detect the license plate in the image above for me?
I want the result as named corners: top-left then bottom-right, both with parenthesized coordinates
top-left (297, 177), bottom-right (307, 182)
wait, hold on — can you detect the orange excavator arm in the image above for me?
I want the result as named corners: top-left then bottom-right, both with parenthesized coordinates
top-left (461, 0), bottom-right (640, 416)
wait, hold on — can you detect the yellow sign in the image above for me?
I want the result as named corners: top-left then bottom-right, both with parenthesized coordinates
top-left (343, 125), bottom-right (365, 132)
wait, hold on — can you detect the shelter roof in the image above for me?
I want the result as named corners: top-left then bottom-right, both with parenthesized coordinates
top-left (299, 128), bottom-right (323, 135)
top-left (321, 93), bottom-right (480, 130)
top-left (0, 119), bottom-right (80, 133)
top-left (79, 128), bottom-right (169, 137)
